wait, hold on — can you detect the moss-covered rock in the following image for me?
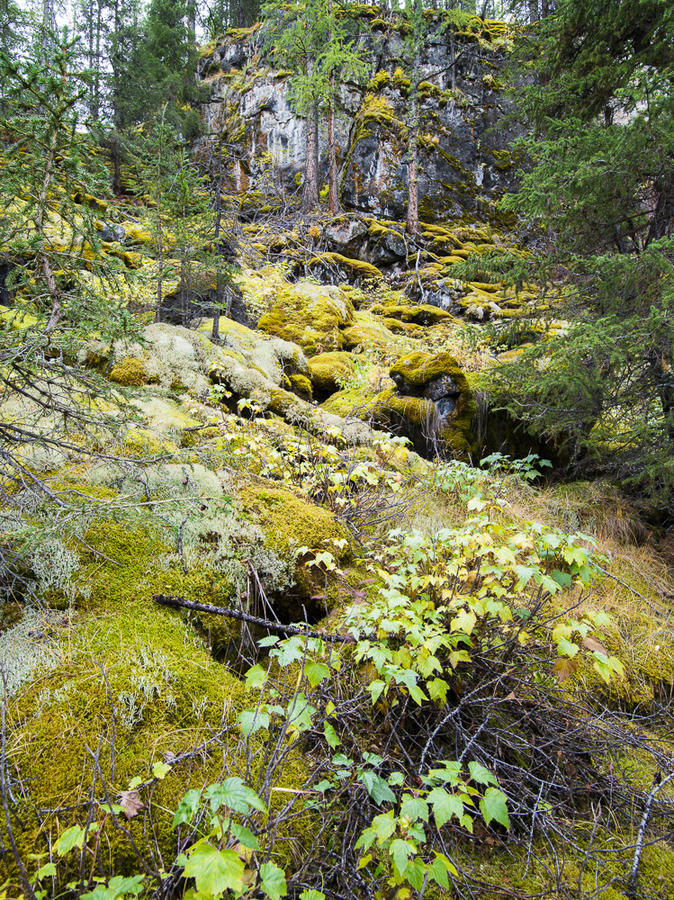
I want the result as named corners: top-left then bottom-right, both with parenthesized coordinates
top-left (235, 478), bottom-right (350, 620)
top-left (371, 302), bottom-right (454, 326)
top-left (108, 356), bottom-right (149, 386)
top-left (368, 351), bottom-right (477, 457)
top-left (197, 314), bottom-right (309, 385)
top-left (288, 372), bottom-right (313, 400)
top-left (308, 351), bottom-right (357, 397)
top-left (341, 310), bottom-right (399, 354)
top-left (258, 281), bottom-right (354, 355)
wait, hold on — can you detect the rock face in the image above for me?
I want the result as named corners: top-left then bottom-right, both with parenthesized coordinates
top-left (197, 12), bottom-right (519, 221)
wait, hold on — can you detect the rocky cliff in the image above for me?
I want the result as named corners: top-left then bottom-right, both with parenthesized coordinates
top-left (197, 10), bottom-right (519, 221)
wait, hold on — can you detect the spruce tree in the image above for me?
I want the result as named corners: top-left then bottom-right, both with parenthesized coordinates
top-left (263, 0), bottom-right (365, 214)
top-left (0, 26), bottom-right (128, 335)
top-left (488, 0), bottom-right (674, 508)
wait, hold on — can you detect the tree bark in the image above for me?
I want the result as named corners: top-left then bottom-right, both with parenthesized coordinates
top-left (327, 75), bottom-right (338, 215)
top-left (406, 85), bottom-right (420, 237)
top-left (301, 104), bottom-right (319, 213)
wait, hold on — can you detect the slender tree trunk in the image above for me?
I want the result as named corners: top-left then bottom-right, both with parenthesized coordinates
top-left (646, 174), bottom-right (674, 246)
top-left (93, 0), bottom-right (102, 120)
top-left (37, 130), bottom-right (61, 333)
top-left (301, 104), bottom-right (319, 213)
top-left (212, 139), bottom-right (224, 341)
top-left (187, 0), bottom-right (196, 44)
top-left (528, 0), bottom-right (538, 23)
top-left (406, 83), bottom-right (420, 237)
top-left (328, 76), bottom-right (338, 215)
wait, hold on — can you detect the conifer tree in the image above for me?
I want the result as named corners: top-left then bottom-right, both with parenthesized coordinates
top-left (489, 0), bottom-right (674, 506)
top-left (263, 0), bottom-right (365, 214)
top-left (0, 26), bottom-right (127, 334)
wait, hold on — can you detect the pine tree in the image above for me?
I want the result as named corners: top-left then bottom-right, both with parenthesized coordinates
top-left (489, 0), bottom-right (674, 507)
top-left (128, 108), bottom-right (233, 326)
top-left (263, 0), bottom-right (365, 214)
top-left (0, 26), bottom-right (129, 335)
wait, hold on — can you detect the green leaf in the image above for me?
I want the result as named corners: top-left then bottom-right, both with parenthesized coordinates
top-left (230, 823), bottom-right (260, 850)
top-left (244, 664), bottom-right (267, 688)
top-left (81, 875), bottom-right (145, 900)
top-left (400, 794), bottom-right (429, 822)
top-left (183, 841), bottom-right (245, 896)
top-left (370, 810), bottom-right (396, 844)
top-left (237, 708), bottom-right (270, 736)
top-left (205, 777), bottom-right (266, 815)
top-left (172, 788), bottom-right (202, 829)
top-left (556, 636), bottom-right (579, 658)
top-left (359, 771), bottom-right (396, 805)
top-left (427, 677), bottom-right (448, 704)
top-left (367, 679), bottom-right (386, 703)
top-left (427, 787), bottom-right (463, 828)
top-left (305, 660), bottom-right (330, 688)
top-left (37, 862), bottom-right (57, 879)
top-left (259, 862), bottom-right (287, 900)
top-left (405, 856), bottom-right (427, 891)
top-left (480, 787), bottom-right (510, 829)
top-left (151, 761), bottom-right (171, 781)
top-left (389, 838), bottom-right (412, 878)
top-left (56, 824), bottom-right (85, 856)
top-left (551, 569), bottom-right (572, 588)
top-left (468, 761), bottom-right (497, 786)
top-left (299, 891), bottom-right (325, 900)
top-left (323, 721), bottom-right (340, 749)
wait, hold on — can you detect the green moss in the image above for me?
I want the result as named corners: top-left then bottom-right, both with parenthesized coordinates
top-left (308, 351), bottom-right (356, 395)
top-left (258, 282), bottom-right (354, 355)
top-left (371, 302), bottom-right (453, 326)
top-left (289, 372), bottom-right (313, 400)
top-left (390, 350), bottom-right (466, 389)
top-left (122, 427), bottom-right (179, 458)
top-left (121, 223), bottom-right (152, 245)
top-left (108, 357), bottom-right (149, 386)
top-left (236, 478), bottom-right (350, 619)
top-left (341, 311), bottom-right (398, 353)
top-left (306, 252), bottom-right (383, 280)
top-left (368, 70), bottom-right (391, 91)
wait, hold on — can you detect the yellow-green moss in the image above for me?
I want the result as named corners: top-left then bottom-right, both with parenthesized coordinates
top-left (258, 282), bottom-right (354, 355)
top-left (371, 302), bottom-right (453, 326)
top-left (308, 351), bottom-right (356, 395)
top-left (306, 252), bottom-right (383, 280)
top-left (108, 357), bottom-right (149, 386)
top-left (289, 372), bottom-right (313, 400)
top-left (390, 350), bottom-right (466, 389)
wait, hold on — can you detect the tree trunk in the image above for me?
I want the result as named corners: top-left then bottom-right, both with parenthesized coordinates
top-left (111, 134), bottom-right (122, 195)
top-left (646, 174), bottom-right (674, 246)
top-left (328, 76), bottom-right (338, 216)
top-left (36, 130), bottom-right (60, 333)
top-left (301, 105), bottom-right (319, 213)
top-left (528, 0), bottom-right (538, 23)
top-left (406, 85), bottom-right (420, 237)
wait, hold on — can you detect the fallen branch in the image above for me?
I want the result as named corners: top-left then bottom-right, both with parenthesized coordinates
top-left (628, 771), bottom-right (674, 897)
top-left (153, 594), bottom-right (366, 643)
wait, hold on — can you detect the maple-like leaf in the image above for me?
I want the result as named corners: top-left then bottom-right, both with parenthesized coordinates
top-left (118, 789), bottom-right (144, 820)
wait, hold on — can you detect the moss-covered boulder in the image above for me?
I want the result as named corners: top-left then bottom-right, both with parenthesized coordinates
top-left (108, 356), bottom-right (149, 386)
top-left (370, 302), bottom-right (454, 326)
top-left (197, 314), bottom-right (309, 386)
top-left (341, 310), bottom-right (399, 353)
top-left (374, 352), bottom-right (476, 457)
top-left (308, 351), bottom-right (357, 398)
top-left (235, 478), bottom-right (350, 620)
top-left (3, 517), bottom-right (315, 885)
top-left (258, 281), bottom-right (354, 355)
